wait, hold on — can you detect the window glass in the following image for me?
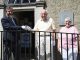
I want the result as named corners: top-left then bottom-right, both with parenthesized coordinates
top-left (59, 10), bottom-right (74, 26)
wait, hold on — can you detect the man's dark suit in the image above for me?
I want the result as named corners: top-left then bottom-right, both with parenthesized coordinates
top-left (1, 16), bottom-right (23, 60)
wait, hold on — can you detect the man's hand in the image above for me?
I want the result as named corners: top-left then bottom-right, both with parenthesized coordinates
top-left (21, 25), bottom-right (32, 31)
top-left (25, 25), bottom-right (32, 31)
top-left (21, 25), bottom-right (26, 29)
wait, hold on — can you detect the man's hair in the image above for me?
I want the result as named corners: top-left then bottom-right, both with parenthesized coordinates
top-left (40, 9), bottom-right (48, 14)
top-left (6, 6), bottom-right (13, 11)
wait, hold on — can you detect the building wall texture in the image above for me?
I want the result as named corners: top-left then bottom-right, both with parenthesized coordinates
top-left (46, 0), bottom-right (80, 32)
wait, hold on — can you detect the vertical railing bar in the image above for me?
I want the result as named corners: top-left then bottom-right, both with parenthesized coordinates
top-left (54, 32), bottom-right (57, 60)
top-left (30, 31), bottom-right (32, 60)
top-left (15, 30), bottom-right (18, 60)
top-left (32, 31), bottom-right (36, 60)
top-left (19, 30), bottom-right (22, 60)
top-left (39, 31), bottom-right (40, 60)
top-left (24, 41), bottom-right (26, 59)
top-left (6, 31), bottom-right (8, 60)
top-left (72, 34), bottom-right (74, 60)
top-left (24, 32), bottom-right (27, 59)
top-left (10, 30), bottom-right (12, 60)
top-left (50, 32), bottom-right (51, 60)
top-left (44, 32), bottom-right (46, 60)
top-left (66, 33), bottom-right (68, 60)
top-left (61, 33), bottom-right (62, 56)
top-left (5, 31), bottom-right (7, 60)
top-left (1, 31), bottom-right (3, 60)
top-left (28, 31), bottom-right (30, 60)
top-left (77, 34), bottom-right (79, 60)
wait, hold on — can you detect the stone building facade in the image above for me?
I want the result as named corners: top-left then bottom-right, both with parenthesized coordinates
top-left (0, 0), bottom-right (80, 60)
top-left (0, 0), bottom-right (80, 31)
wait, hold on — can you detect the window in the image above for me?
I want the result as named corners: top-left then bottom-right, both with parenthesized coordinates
top-left (59, 10), bottom-right (74, 26)
top-left (8, 0), bottom-right (36, 4)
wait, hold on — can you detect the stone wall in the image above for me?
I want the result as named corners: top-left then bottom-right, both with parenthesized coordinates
top-left (46, 0), bottom-right (80, 32)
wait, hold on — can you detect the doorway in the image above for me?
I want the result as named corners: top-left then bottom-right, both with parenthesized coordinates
top-left (13, 11), bottom-right (35, 59)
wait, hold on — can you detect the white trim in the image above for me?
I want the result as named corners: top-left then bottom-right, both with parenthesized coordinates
top-left (0, 9), bottom-right (4, 60)
top-left (0, 9), bottom-right (3, 31)
top-left (13, 6), bottom-right (36, 10)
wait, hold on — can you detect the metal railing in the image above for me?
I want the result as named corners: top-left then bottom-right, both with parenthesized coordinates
top-left (0, 30), bottom-right (80, 60)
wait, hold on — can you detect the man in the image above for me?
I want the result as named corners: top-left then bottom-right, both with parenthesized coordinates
top-left (33, 9), bottom-right (56, 60)
top-left (1, 6), bottom-right (27, 60)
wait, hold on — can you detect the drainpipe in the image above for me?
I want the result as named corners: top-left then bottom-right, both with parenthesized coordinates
top-left (43, 0), bottom-right (47, 9)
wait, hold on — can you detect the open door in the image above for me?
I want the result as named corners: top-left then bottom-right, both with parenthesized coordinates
top-left (13, 11), bottom-right (35, 59)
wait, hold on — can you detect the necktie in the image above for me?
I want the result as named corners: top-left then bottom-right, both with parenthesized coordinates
top-left (11, 18), bottom-right (16, 26)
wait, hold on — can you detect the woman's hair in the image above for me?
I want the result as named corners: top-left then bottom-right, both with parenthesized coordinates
top-left (65, 17), bottom-right (71, 22)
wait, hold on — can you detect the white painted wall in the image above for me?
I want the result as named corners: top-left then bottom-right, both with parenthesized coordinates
top-left (0, 9), bottom-right (3, 31)
top-left (0, 9), bottom-right (4, 60)
top-left (34, 7), bottom-right (43, 25)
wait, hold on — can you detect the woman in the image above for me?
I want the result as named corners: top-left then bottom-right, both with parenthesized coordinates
top-left (58, 17), bottom-right (79, 60)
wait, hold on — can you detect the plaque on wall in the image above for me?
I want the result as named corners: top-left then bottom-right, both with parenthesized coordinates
top-left (59, 10), bottom-right (74, 26)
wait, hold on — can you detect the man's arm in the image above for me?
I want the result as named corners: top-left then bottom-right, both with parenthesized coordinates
top-left (1, 17), bottom-right (23, 30)
top-left (52, 29), bottom-right (56, 40)
top-left (58, 38), bottom-right (61, 49)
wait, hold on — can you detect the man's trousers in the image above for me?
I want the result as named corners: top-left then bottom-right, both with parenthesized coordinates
top-left (35, 36), bottom-right (54, 60)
